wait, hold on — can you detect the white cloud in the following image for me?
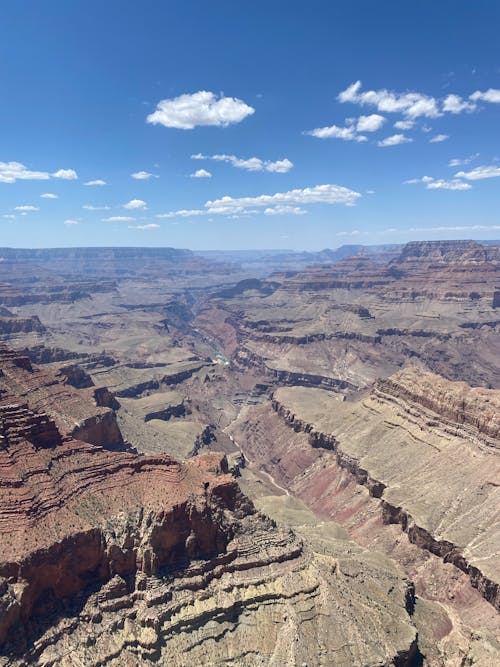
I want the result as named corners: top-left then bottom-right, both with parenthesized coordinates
top-left (0, 162), bottom-right (79, 183)
top-left (0, 161), bottom-right (50, 183)
top-left (190, 169), bottom-right (212, 178)
top-left (192, 153), bottom-right (293, 172)
top-left (306, 124), bottom-right (367, 142)
top-left (455, 165), bottom-right (500, 180)
top-left (356, 114), bottom-right (386, 132)
top-left (123, 199), bottom-right (147, 209)
top-left (83, 204), bottom-right (111, 210)
top-left (426, 178), bottom-right (471, 190)
top-left (263, 205), bottom-right (307, 215)
top-left (102, 216), bottom-right (135, 222)
top-left (429, 134), bottom-right (449, 143)
top-left (64, 219), bottom-right (79, 225)
top-left (442, 94), bottom-right (476, 113)
top-left (448, 154), bottom-right (479, 167)
top-left (377, 133), bottom-right (413, 147)
top-left (157, 183), bottom-right (360, 219)
top-left (14, 205), bottom-right (39, 211)
top-left (470, 88), bottom-right (500, 104)
top-left (156, 209), bottom-right (206, 219)
top-left (410, 224), bottom-right (500, 232)
top-left (339, 80), bottom-right (441, 118)
top-left (131, 171), bottom-right (158, 180)
top-left (146, 91), bottom-right (255, 129)
top-left (3, 214), bottom-right (16, 219)
top-left (207, 183), bottom-right (361, 213)
top-left (404, 175), bottom-right (471, 190)
top-left (53, 169), bottom-right (78, 180)
top-left (84, 179), bottom-right (106, 186)
top-left (128, 223), bottom-right (160, 230)
top-left (40, 193), bottom-right (58, 199)
top-left (394, 119), bottom-right (414, 130)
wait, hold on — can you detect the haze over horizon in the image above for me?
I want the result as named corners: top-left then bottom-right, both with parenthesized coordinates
top-left (1, 0), bottom-right (499, 250)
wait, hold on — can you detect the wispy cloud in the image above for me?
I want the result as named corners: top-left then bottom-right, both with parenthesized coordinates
top-left (64, 219), bottom-right (79, 225)
top-left (102, 216), bottom-right (135, 222)
top-left (40, 193), bottom-right (58, 199)
top-left (429, 134), bottom-right (449, 143)
top-left (455, 165), bottom-right (500, 180)
top-left (404, 175), bottom-right (471, 190)
top-left (147, 91), bottom-right (255, 129)
top-left (84, 179), bottom-right (106, 186)
top-left (83, 204), bottom-right (111, 210)
top-left (128, 223), bottom-right (160, 230)
top-left (192, 153), bottom-right (293, 173)
top-left (448, 154), bottom-right (479, 167)
top-left (131, 171), bottom-right (158, 180)
top-left (14, 205), bottom-right (40, 211)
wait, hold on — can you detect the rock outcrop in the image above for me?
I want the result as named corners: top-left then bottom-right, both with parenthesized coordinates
top-left (0, 348), bottom-right (420, 666)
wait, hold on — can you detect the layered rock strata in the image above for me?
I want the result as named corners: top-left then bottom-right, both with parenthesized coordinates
top-left (231, 368), bottom-right (500, 611)
top-left (0, 345), bottom-right (122, 448)
top-left (0, 356), bottom-right (419, 665)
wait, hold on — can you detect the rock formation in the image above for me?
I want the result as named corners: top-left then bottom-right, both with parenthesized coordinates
top-left (0, 345), bottom-right (422, 665)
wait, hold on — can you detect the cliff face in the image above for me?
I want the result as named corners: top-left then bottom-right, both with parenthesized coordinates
top-left (231, 369), bottom-right (500, 612)
top-left (0, 346), bottom-right (421, 666)
top-left (0, 345), bottom-right (122, 448)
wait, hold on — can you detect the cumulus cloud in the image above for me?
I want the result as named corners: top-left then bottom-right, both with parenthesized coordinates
top-left (0, 161), bottom-right (49, 183)
top-left (40, 193), bottom-right (58, 199)
top-left (455, 165), bottom-right (500, 180)
top-left (190, 169), bottom-right (212, 178)
top-left (307, 124), bottom-right (367, 142)
top-left (394, 119), bottom-right (415, 130)
top-left (429, 134), bottom-right (449, 143)
top-left (356, 114), bottom-right (386, 132)
top-left (377, 134), bottom-right (413, 147)
top-left (14, 205), bottom-right (39, 211)
top-left (64, 219), bottom-right (79, 225)
top-left (470, 88), bottom-right (500, 104)
top-left (156, 183), bottom-right (360, 219)
top-left (131, 171), bottom-right (158, 180)
top-left (339, 81), bottom-right (441, 118)
top-left (84, 179), bottom-right (106, 186)
top-left (102, 216), bottom-right (135, 222)
top-left (263, 205), bottom-right (307, 215)
top-left (192, 153), bottom-right (293, 173)
top-left (123, 199), bottom-right (147, 209)
top-left (442, 94), bottom-right (476, 113)
top-left (53, 169), bottom-right (78, 180)
top-left (146, 91), bottom-right (255, 129)
top-left (0, 162), bottom-right (74, 183)
top-left (128, 223), bottom-right (160, 230)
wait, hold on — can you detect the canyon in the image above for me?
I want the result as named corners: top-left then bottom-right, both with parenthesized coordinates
top-left (0, 240), bottom-right (499, 665)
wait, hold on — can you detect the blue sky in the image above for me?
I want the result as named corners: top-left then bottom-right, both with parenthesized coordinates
top-left (1, 0), bottom-right (499, 250)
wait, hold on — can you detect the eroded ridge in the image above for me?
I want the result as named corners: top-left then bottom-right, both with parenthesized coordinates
top-left (264, 368), bottom-right (500, 610)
